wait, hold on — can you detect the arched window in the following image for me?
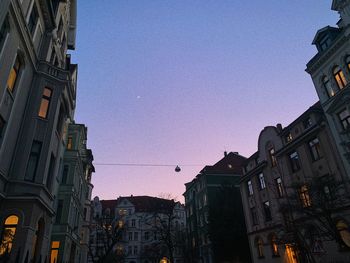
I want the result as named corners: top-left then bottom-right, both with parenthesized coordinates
top-left (333, 66), bottom-right (347, 89)
top-left (0, 215), bottom-right (19, 256)
top-left (270, 234), bottom-right (279, 256)
top-left (256, 237), bottom-right (264, 258)
top-left (336, 220), bottom-right (350, 248)
top-left (323, 76), bottom-right (336, 97)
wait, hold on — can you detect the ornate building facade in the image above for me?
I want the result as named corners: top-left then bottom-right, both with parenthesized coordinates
top-left (0, 1), bottom-right (93, 262)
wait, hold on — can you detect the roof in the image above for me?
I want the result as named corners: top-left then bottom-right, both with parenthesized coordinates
top-left (200, 152), bottom-right (246, 175)
top-left (312, 26), bottom-right (340, 45)
top-left (100, 199), bottom-right (118, 216)
top-left (118, 196), bottom-right (176, 213)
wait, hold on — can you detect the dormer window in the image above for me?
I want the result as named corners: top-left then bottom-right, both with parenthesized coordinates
top-left (333, 66), bottom-right (347, 89)
top-left (319, 35), bottom-right (332, 51)
top-left (286, 132), bottom-right (293, 143)
top-left (323, 76), bottom-right (336, 98)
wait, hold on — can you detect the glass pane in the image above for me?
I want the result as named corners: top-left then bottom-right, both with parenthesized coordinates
top-left (51, 241), bottom-right (60, 249)
top-left (5, 215), bottom-right (18, 225)
top-left (38, 99), bottom-right (49, 118)
top-left (43, 88), bottom-right (52, 97)
top-left (6, 68), bottom-right (17, 92)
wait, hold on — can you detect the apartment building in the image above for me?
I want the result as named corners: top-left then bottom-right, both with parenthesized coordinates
top-left (240, 103), bottom-right (350, 263)
top-left (184, 152), bottom-right (251, 263)
top-left (89, 196), bottom-right (186, 263)
top-left (0, 1), bottom-right (93, 262)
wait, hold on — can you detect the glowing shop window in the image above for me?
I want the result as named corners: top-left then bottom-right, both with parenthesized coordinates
top-left (0, 215), bottom-right (19, 256)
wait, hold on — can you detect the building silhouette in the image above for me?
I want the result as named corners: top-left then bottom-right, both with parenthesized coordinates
top-left (184, 152), bottom-right (251, 263)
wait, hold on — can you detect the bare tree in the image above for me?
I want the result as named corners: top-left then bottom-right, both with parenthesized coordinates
top-left (88, 210), bottom-right (125, 263)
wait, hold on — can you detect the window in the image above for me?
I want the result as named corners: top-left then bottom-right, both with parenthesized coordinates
top-left (134, 232), bottom-right (138, 241)
top-left (336, 220), bottom-right (350, 248)
top-left (271, 235), bottom-right (279, 257)
top-left (38, 87), bottom-right (52, 118)
top-left (299, 185), bottom-right (311, 208)
top-left (289, 151), bottom-right (301, 172)
top-left (269, 148), bottom-right (277, 167)
top-left (7, 56), bottom-right (21, 93)
top-left (56, 106), bottom-right (65, 136)
top-left (144, 231), bottom-right (149, 240)
top-left (308, 138), bottom-right (322, 161)
top-left (347, 56), bottom-right (350, 71)
top-left (276, 178), bottom-right (283, 197)
top-left (46, 154), bottom-right (55, 190)
top-left (319, 35), bottom-right (332, 51)
top-left (251, 208), bottom-right (258, 225)
top-left (303, 118), bottom-right (313, 129)
top-left (0, 17), bottom-right (10, 53)
top-left (133, 246), bottom-right (138, 255)
top-left (286, 132), bottom-right (293, 143)
top-left (0, 215), bottom-right (19, 256)
top-left (52, 0), bottom-right (60, 15)
top-left (259, 173), bottom-right (266, 189)
top-left (28, 4), bottom-right (39, 35)
top-left (256, 238), bottom-right (264, 258)
top-left (50, 241), bottom-right (60, 263)
top-left (0, 115), bottom-right (5, 138)
top-left (25, 141), bottom-right (42, 181)
top-left (128, 232), bottom-right (132, 241)
top-left (323, 76), bottom-right (336, 98)
top-left (55, 200), bottom-right (63, 223)
top-left (263, 201), bottom-right (272, 221)
top-left (333, 66), bottom-right (347, 90)
top-left (247, 180), bottom-right (253, 196)
top-left (131, 219), bottom-right (136, 227)
top-left (338, 108), bottom-right (350, 130)
top-left (61, 165), bottom-right (68, 184)
top-left (67, 136), bottom-right (73, 150)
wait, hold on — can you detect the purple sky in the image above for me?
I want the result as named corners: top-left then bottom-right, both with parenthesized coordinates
top-left (73, 1), bottom-right (339, 202)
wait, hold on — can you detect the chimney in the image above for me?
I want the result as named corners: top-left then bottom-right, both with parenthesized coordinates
top-left (224, 151), bottom-right (228, 157)
top-left (276, 123), bottom-right (282, 132)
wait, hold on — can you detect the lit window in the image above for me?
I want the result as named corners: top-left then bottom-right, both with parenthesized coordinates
top-left (338, 108), bottom-right (350, 130)
top-left (116, 245), bottom-right (123, 255)
top-left (25, 141), bottom-right (42, 181)
top-left (38, 87), bottom-right (52, 118)
top-left (308, 138), bottom-right (322, 161)
top-left (271, 235), bottom-right (279, 257)
top-left (0, 215), bottom-right (19, 256)
top-left (117, 220), bottom-right (123, 228)
top-left (67, 136), bottom-right (73, 150)
top-left (276, 178), bottom-right (283, 197)
top-left (263, 201), bottom-right (272, 221)
top-left (299, 185), bottom-right (311, 208)
top-left (333, 66), bottom-right (347, 90)
top-left (28, 4), bottom-right (38, 35)
top-left (289, 151), bottom-right (301, 172)
top-left (336, 220), bottom-right (350, 248)
top-left (50, 241), bottom-right (60, 263)
top-left (347, 56), bottom-right (350, 71)
top-left (269, 148), bottom-right (277, 167)
top-left (259, 173), bottom-right (266, 190)
top-left (0, 115), bottom-right (5, 138)
top-left (7, 56), bottom-right (21, 93)
top-left (286, 132), bottom-right (293, 143)
top-left (247, 180), bottom-right (253, 196)
top-left (0, 17), bottom-right (10, 53)
top-left (256, 238), bottom-right (264, 258)
top-left (323, 76), bottom-right (336, 98)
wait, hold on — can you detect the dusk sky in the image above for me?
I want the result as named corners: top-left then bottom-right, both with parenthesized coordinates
top-left (73, 1), bottom-right (339, 202)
